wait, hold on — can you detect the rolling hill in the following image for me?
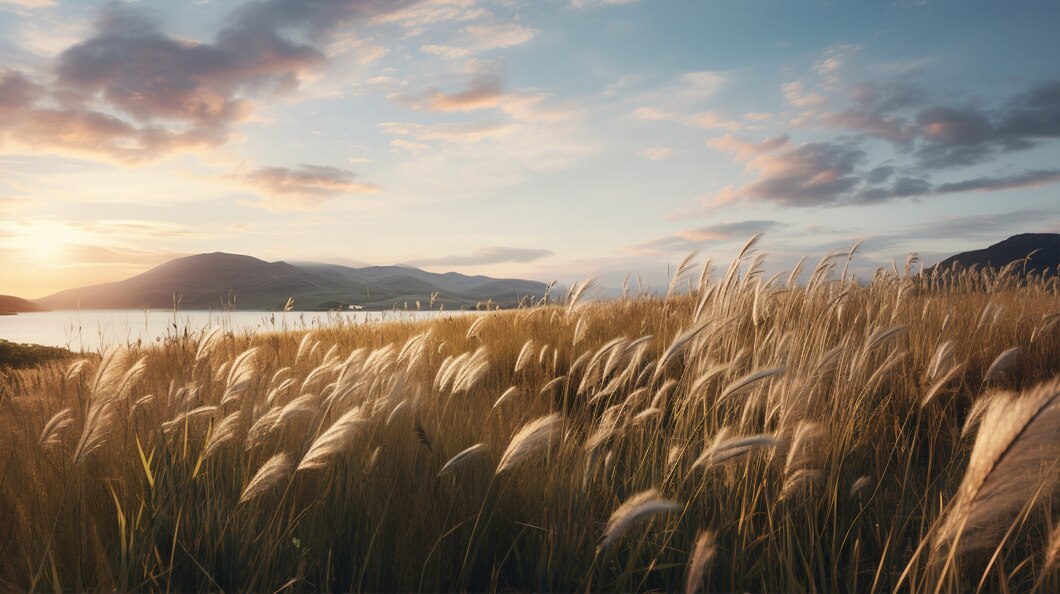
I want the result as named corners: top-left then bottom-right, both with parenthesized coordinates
top-left (35, 253), bottom-right (549, 311)
top-left (934, 233), bottom-right (1059, 276)
top-left (0, 295), bottom-right (47, 314)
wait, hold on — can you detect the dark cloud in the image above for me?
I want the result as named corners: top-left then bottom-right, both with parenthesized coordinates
top-left (240, 164), bottom-right (378, 207)
top-left (0, 0), bottom-right (420, 162)
top-left (405, 246), bottom-right (554, 267)
top-left (712, 134), bottom-right (1060, 207)
top-left (630, 220), bottom-right (783, 254)
top-left (932, 169), bottom-right (1060, 194)
top-left (826, 79), bottom-right (1060, 169)
top-left (714, 139), bottom-right (868, 206)
top-left (0, 67), bottom-right (222, 161)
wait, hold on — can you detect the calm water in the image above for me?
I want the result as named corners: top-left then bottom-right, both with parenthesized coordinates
top-left (0, 309), bottom-right (461, 352)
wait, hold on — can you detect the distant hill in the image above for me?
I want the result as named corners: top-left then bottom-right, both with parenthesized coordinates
top-left (36, 252), bottom-right (549, 311)
top-left (0, 295), bottom-right (47, 314)
top-left (934, 233), bottom-right (1059, 276)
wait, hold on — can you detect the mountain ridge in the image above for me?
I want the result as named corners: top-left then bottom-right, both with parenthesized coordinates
top-left (36, 252), bottom-right (550, 311)
top-left (933, 233), bottom-right (1059, 276)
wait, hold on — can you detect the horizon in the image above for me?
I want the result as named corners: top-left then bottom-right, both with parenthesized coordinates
top-left (2, 0), bottom-right (1060, 298)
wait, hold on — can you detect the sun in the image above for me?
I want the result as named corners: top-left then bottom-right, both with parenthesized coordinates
top-left (11, 222), bottom-right (73, 266)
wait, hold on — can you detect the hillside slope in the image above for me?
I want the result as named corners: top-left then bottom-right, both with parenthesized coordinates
top-left (0, 295), bottom-right (47, 314)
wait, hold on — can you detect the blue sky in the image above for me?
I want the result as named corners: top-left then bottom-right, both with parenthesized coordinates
top-left (1, 0), bottom-right (1058, 297)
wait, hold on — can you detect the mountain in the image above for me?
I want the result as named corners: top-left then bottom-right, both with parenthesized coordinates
top-left (934, 233), bottom-right (1059, 276)
top-left (0, 295), bottom-right (47, 314)
top-left (36, 252), bottom-right (549, 311)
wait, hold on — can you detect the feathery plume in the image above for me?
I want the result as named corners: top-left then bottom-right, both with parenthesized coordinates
top-left (298, 407), bottom-right (367, 471)
top-left (492, 386), bottom-right (519, 411)
top-left (39, 408), bottom-right (74, 447)
top-left (496, 413), bottom-right (563, 474)
top-left (599, 488), bottom-right (681, 552)
top-left (718, 367), bottom-right (785, 403)
top-left (1043, 522), bottom-right (1060, 574)
top-left (983, 347), bottom-right (1019, 383)
top-left (203, 411), bottom-right (243, 460)
top-left (934, 377), bottom-right (1060, 554)
top-left (72, 402), bottom-right (115, 466)
top-left (240, 453), bottom-right (292, 503)
top-left (684, 530), bottom-right (717, 594)
top-left (921, 363), bottom-right (965, 408)
top-left (162, 406), bottom-right (218, 434)
top-left (850, 475), bottom-right (873, 498)
top-left (437, 443), bottom-right (488, 477)
top-left (693, 430), bottom-right (780, 468)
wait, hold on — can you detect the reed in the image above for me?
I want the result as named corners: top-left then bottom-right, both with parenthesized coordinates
top-left (1, 244), bottom-right (1058, 592)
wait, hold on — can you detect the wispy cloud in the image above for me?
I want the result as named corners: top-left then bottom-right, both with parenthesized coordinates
top-left (638, 147), bottom-right (676, 160)
top-left (628, 220), bottom-right (783, 255)
top-left (238, 165), bottom-right (378, 210)
top-left (405, 246), bottom-right (554, 267)
top-left (421, 20), bottom-right (537, 58)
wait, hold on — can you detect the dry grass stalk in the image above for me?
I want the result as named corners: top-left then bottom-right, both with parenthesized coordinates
top-left (437, 443), bottom-right (488, 477)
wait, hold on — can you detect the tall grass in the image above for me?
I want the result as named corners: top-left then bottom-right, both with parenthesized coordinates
top-left (1, 244), bottom-right (1059, 592)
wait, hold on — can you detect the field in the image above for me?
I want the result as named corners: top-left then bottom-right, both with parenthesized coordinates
top-left (2, 244), bottom-right (1059, 593)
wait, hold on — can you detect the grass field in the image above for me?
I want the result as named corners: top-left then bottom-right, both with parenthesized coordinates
top-left (2, 243), bottom-right (1059, 592)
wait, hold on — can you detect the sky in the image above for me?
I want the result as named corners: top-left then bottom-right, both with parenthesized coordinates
top-left (1, 0), bottom-right (1058, 298)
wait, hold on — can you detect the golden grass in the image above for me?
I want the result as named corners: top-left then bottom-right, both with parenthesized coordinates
top-left (1, 246), bottom-right (1059, 592)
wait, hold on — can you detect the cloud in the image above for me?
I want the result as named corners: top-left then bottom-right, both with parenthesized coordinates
top-left (66, 220), bottom-right (214, 240)
top-left (418, 73), bottom-right (504, 111)
top-left (421, 20), bottom-right (537, 58)
top-left (466, 22), bottom-right (537, 49)
top-left (379, 120), bottom-right (514, 144)
top-left (638, 147), bottom-right (676, 160)
top-left (404, 246), bottom-right (554, 267)
top-left (824, 79), bottom-right (1060, 169)
top-left (629, 220), bottom-right (783, 254)
top-left (390, 138), bottom-right (431, 154)
top-left (0, 196), bottom-right (31, 212)
top-left (709, 132), bottom-right (1060, 207)
top-left (0, 68), bottom-right (225, 162)
top-left (58, 244), bottom-right (188, 268)
top-left (571, 0), bottom-right (638, 7)
top-left (238, 164), bottom-right (378, 209)
top-left (931, 169), bottom-right (1060, 194)
top-left (689, 111), bottom-right (742, 130)
top-left (0, 1), bottom-right (416, 162)
top-left (782, 80), bottom-right (826, 109)
top-left (374, 0), bottom-right (489, 33)
top-left (0, 0), bottom-right (55, 8)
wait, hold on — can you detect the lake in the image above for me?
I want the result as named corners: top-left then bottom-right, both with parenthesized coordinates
top-left (0, 309), bottom-right (462, 352)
